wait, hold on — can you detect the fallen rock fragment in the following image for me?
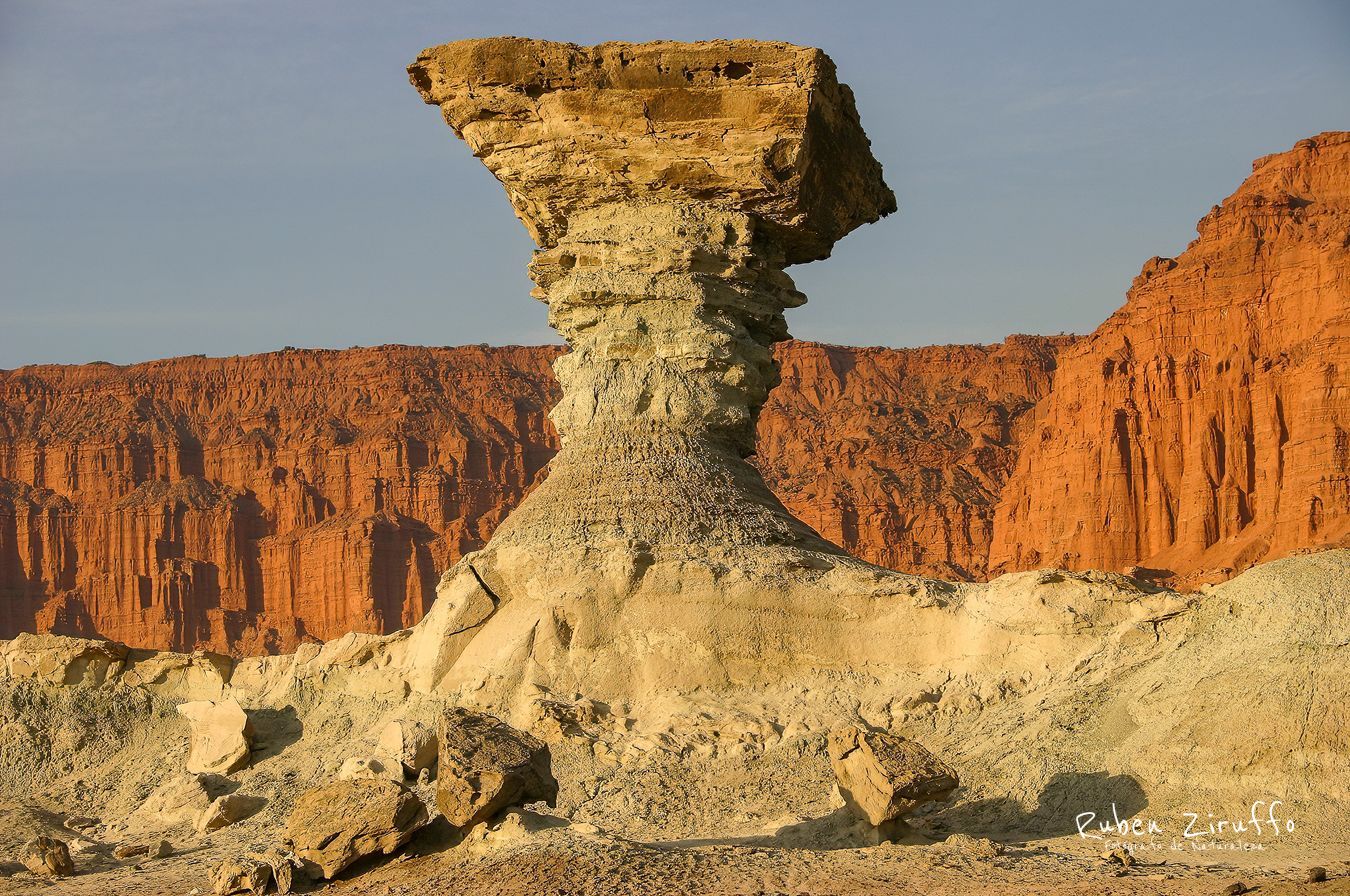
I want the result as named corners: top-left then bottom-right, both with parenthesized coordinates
top-left (196, 793), bottom-right (267, 833)
top-left (114, 842), bottom-right (150, 859)
top-left (153, 839), bottom-right (173, 859)
top-left (285, 778), bottom-right (427, 880)
top-left (178, 698), bottom-right (254, 775)
top-left (127, 772), bottom-right (225, 831)
top-left (260, 849), bottom-right (295, 895)
top-left (436, 707), bottom-right (559, 829)
top-left (1307, 866), bottom-right (1328, 883)
top-left (338, 754), bottom-right (405, 782)
top-left (828, 725), bottom-right (959, 826)
top-left (1102, 846), bottom-right (1135, 867)
top-left (1223, 883), bottom-right (1248, 896)
top-left (20, 836), bottom-right (74, 877)
top-left (211, 856), bottom-right (271, 895)
top-left (377, 719), bottom-right (438, 776)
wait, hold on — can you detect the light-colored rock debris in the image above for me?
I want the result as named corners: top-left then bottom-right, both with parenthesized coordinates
top-left (178, 698), bottom-right (254, 775)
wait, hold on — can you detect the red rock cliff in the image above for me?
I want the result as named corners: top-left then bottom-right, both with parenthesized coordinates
top-left (0, 339), bottom-right (1062, 653)
top-left (991, 132), bottom-right (1350, 584)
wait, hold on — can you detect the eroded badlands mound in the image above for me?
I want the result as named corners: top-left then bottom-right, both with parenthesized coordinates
top-left (0, 37), bottom-right (1347, 896)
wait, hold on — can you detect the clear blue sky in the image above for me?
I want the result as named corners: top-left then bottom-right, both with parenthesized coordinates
top-left (2, 0), bottom-right (1347, 366)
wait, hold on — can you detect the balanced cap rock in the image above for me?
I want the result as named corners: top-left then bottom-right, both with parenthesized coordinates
top-left (410, 38), bottom-right (893, 555)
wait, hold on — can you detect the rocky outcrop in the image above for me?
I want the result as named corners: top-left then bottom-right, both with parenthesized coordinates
top-left (410, 37), bottom-right (896, 559)
top-left (0, 345), bottom-right (561, 654)
top-left (991, 132), bottom-right (1350, 585)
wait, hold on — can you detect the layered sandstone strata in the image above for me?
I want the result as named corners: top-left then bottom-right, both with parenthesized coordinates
top-left (991, 132), bottom-right (1350, 584)
top-left (409, 37), bottom-right (894, 563)
top-left (402, 37), bottom-right (938, 697)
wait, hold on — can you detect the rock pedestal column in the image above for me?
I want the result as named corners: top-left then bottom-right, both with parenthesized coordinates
top-left (407, 38), bottom-right (908, 697)
top-left (410, 37), bottom-right (894, 561)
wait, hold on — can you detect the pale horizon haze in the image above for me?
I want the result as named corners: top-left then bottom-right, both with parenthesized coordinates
top-left (2, 0), bottom-right (1348, 367)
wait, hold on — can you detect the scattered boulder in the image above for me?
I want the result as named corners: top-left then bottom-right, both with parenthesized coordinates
top-left (211, 855), bottom-right (271, 895)
top-left (153, 840), bottom-right (173, 859)
top-left (20, 836), bottom-right (74, 877)
top-left (827, 725), bottom-right (959, 826)
top-left (338, 754), bottom-right (405, 782)
top-left (436, 707), bottom-right (559, 829)
top-left (127, 772), bottom-right (227, 831)
top-left (1307, 866), bottom-right (1328, 883)
top-left (377, 719), bottom-right (438, 777)
top-left (178, 698), bottom-right (254, 775)
top-left (1223, 883), bottom-right (1248, 896)
top-left (285, 778), bottom-right (427, 880)
top-left (114, 842), bottom-right (150, 859)
top-left (196, 793), bottom-right (267, 833)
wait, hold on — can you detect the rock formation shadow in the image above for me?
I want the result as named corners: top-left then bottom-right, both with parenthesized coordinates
top-left (931, 770), bottom-right (1149, 842)
top-left (245, 705), bottom-right (303, 762)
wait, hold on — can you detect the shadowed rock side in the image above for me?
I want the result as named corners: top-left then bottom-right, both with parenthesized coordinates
top-left (992, 132), bottom-right (1350, 584)
top-left (0, 339), bottom-right (1063, 654)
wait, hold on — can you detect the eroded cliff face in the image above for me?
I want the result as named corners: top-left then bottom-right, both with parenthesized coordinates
top-left (0, 346), bottom-right (562, 653)
top-left (757, 337), bottom-right (1070, 579)
top-left (991, 132), bottom-right (1350, 584)
top-left (0, 339), bottom-right (1061, 653)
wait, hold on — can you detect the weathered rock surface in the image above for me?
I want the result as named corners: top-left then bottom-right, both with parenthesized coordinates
top-left (377, 719), bottom-right (438, 777)
top-left (0, 345), bottom-right (561, 654)
top-left (211, 855), bottom-right (271, 895)
top-left (411, 37), bottom-right (893, 561)
top-left (285, 778), bottom-right (427, 880)
top-left (20, 835), bottom-right (74, 877)
top-left (178, 698), bottom-right (253, 775)
top-left (436, 707), bottom-right (558, 829)
top-left (827, 726), bottom-right (959, 825)
top-left (196, 792), bottom-right (266, 833)
top-left (992, 132), bottom-right (1350, 585)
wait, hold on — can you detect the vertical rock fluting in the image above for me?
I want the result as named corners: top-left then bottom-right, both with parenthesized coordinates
top-left (409, 37), bottom-right (895, 561)
top-left (991, 133), bottom-right (1350, 584)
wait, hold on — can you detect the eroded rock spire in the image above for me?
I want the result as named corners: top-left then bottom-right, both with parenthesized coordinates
top-left (410, 38), bottom-right (894, 555)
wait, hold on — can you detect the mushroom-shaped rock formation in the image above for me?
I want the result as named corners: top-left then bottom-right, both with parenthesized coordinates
top-left (408, 38), bottom-right (925, 703)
